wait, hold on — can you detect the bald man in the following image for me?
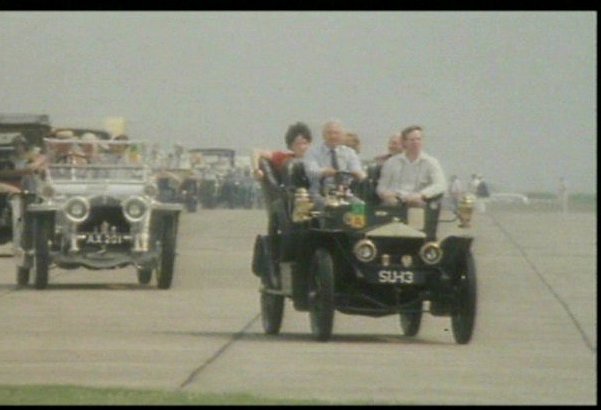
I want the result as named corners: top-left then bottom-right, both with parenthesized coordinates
top-left (303, 119), bottom-right (366, 198)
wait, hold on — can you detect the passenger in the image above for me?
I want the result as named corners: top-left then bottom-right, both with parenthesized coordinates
top-left (80, 132), bottom-right (103, 164)
top-left (344, 132), bottom-right (361, 154)
top-left (376, 125), bottom-right (446, 207)
top-left (46, 129), bottom-right (87, 165)
top-left (374, 132), bottom-right (403, 165)
top-left (0, 134), bottom-right (46, 191)
top-left (303, 119), bottom-right (366, 199)
top-left (252, 121), bottom-right (313, 180)
top-left (104, 134), bottom-right (137, 164)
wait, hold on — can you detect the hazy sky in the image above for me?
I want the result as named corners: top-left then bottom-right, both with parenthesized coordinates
top-left (0, 11), bottom-right (596, 193)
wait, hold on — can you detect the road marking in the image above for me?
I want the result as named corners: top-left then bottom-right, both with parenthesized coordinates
top-left (178, 312), bottom-right (261, 389)
top-left (487, 213), bottom-right (596, 354)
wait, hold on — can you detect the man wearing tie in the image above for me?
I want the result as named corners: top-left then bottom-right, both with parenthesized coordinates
top-left (303, 119), bottom-right (366, 201)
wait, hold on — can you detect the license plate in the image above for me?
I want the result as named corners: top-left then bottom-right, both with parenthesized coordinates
top-left (85, 233), bottom-right (125, 245)
top-left (377, 269), bottom-right (415, 284)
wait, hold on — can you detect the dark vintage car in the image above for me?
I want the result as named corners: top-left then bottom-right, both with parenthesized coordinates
top-left (0, 114), bottom-right (51, 246)
top-left (252, 158), bottom-right (478, 343)
top-left (191, 148), bottom-right (236, 209)
top-left (11, 137), bottom-right (183, 289)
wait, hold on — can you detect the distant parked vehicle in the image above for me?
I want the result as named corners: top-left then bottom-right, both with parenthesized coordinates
top-left (12, 137), bottom-right (183, 289)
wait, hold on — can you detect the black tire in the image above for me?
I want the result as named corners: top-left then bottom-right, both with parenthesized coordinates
top-left (451, 252), bottom-right (477, 344)
top-left (33, 216), bottom-right (51, 290)
top-left (17, 266), bottom-right (30, 287)
top-left (156, 214), bottom-right (178, 289)
top-left (137, 267), bottom-right (152, 285)
top-left (308, 248), bottom-right (335, 341)
top-left (400, 300), bottom-right (423, 337)
top-left (261, 292), bottom-right (284, 335)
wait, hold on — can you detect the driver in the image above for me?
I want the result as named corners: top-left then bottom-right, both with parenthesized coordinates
top-left (376, 125), bottom-right (446, 207)
top-left (303, 119), bottom-right (366, 201)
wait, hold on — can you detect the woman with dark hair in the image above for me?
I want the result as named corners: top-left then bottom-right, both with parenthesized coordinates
top-left (252, 121), bottom-right (313, 178)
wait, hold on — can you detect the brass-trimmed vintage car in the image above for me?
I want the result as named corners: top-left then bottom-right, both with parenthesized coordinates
top-left (252, 158), bottom-right (477, 343)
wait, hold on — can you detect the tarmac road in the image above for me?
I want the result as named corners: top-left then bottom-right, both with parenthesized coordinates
top-left (0, 207), bottom-right (596, 404)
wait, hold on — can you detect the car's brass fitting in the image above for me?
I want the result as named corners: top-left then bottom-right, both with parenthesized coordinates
top-left (458, 194), bottom-right (476, 228)
top-left (292, 188), bottom-right (314, 223)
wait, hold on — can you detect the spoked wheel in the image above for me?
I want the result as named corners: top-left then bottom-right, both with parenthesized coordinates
top-left (156, 214), bottom-right (178, 289)
top-left (260, 215), bottom-right (285, 335)
top-left (399, 300), bottom-right (423, 337)
top-left (33, 215), bottom-right (51, 290)
top-left (136, 267), bottom-right (153, 285)
top-left (451, 252), bottom-right (477, 344)
top-left (308, 248), bottom-right (335, 342)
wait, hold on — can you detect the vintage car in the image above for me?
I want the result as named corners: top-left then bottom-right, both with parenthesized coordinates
top-left (191, 148), bottom-right (236, 209)
top-left (11, 137), bottom-right (183, 289)
top-left (252, 159), bottom-right (477, 344)
top-left (0, 114), bottom-right (51, 246)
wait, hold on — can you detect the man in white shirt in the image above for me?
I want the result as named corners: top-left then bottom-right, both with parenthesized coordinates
top-left (376, 125), bottom-right (446, 207)
top-left (303, 119), bottom-right (366, 197)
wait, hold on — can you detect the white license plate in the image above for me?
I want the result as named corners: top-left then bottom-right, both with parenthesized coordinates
top-left (85, 233), bottom-right (125, 245)
top-left (377, 269), bottom-right (415, 284)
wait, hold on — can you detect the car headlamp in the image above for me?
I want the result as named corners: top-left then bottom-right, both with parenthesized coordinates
top-left (419, 242), bottom-right (443, 265)
top-left (123, 196), bottom-right (149, 222)
top-left (353, 239), bottom-right (377, 262)
top-left (64, 196), bottom-right (90, 223)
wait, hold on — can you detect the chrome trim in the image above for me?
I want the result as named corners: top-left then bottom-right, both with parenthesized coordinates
top-left (122, 196), bottom-right (149, 223)
top-left (419, 242), bottom-right (443, 265)
top-left (63, 196), bottom-right (90, 223)
top-left (353, 239), bottom-right (378, 263)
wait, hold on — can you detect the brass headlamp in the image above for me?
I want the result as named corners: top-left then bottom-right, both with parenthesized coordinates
top-left (457, 194), bottom-right (476, 228)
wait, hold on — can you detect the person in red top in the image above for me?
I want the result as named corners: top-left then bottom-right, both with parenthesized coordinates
top-left (253, 122), bottom-right (313, 179)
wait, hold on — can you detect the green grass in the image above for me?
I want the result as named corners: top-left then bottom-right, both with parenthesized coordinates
top-left (0, 385), bottom-right (331, 405)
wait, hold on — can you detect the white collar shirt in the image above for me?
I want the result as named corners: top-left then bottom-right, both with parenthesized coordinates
top-left (376, 151), bottom-right (447, 200)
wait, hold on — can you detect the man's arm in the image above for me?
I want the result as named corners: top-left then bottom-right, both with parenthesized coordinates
top-left (346, 148), bottom-right (366, 180)
top-left (419, 157), bottom-right (447, 199)
top-left (376, 158), bottom-right (400, 204)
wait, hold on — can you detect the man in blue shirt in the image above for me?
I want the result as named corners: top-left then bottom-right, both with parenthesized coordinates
top-left (303, 119), bottom-right (366, 199)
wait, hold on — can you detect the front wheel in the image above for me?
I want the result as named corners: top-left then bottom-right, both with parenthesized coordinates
top-left (308, 248), bottom-right (335, 342)
top-left (451, 253), bottom-right (477, 344)
top-left (261, 292), bottom-right (284, 335)
top-left (33, 216), bottom-right (51, 290)
top-left (400, 300), bottom-right (423, 337)
top-left (156, 214), bottom-right (178, 289)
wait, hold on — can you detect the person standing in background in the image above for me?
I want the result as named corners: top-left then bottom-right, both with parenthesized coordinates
top-left (557, 177), bottom-right (569, 213)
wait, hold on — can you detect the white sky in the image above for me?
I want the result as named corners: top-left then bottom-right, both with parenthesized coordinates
top-left (0, 11), bottom-right (596, 193)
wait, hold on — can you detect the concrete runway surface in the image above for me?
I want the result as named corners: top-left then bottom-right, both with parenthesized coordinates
top-left (0, 207), bottom-right (596, 404)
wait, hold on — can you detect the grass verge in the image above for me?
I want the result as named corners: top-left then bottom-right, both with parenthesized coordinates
top-left (0, 385), bottom-right (330, 405)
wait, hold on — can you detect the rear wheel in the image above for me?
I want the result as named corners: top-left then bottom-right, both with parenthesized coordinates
top-left (451, 253), bottom-right (477, 344)
top-left (156, 214), bottom-right (178, 289)
top-left (400, 300), bottom-right (423, 337)
top-left (33, 216), bottom-right (51, 290)
top-left (308, 248), bottom-right (335, 341)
